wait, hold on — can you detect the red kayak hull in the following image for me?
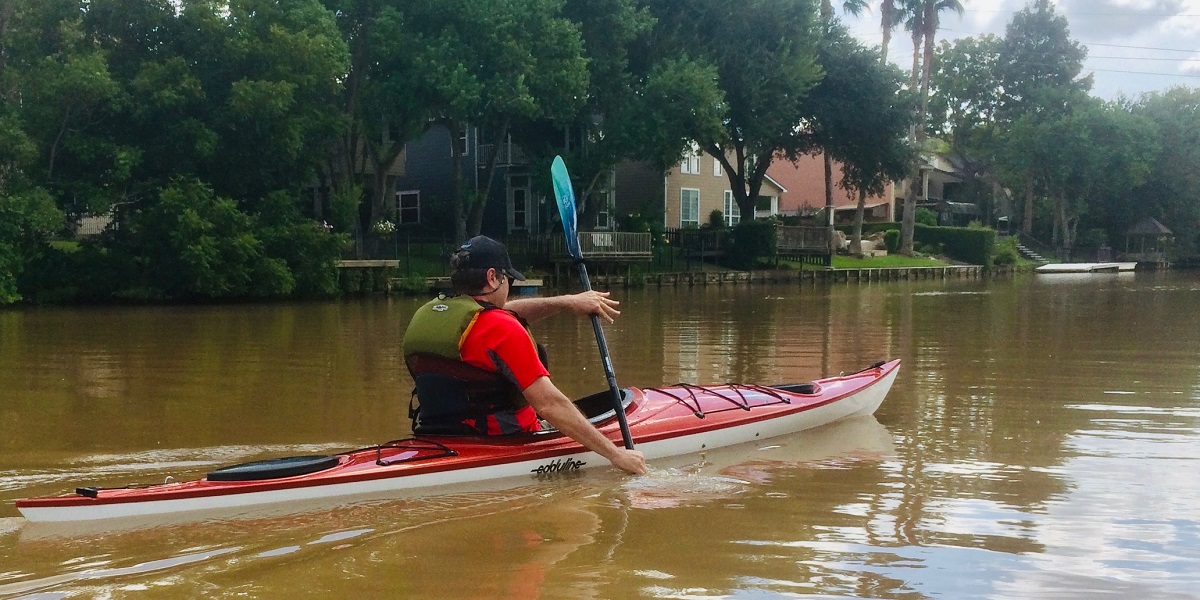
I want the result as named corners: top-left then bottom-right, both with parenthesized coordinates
top-left (16, 360), bottom-right (899, 522)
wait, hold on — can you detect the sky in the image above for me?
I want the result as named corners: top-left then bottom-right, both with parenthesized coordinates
top-left (841, 0), bottom-right (1200, 100)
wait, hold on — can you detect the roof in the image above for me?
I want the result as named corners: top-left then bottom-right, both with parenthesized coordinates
top-left (1126, 217), bottom-right (1172, 236)
top-left (833, 201), bottom-right (889, 212)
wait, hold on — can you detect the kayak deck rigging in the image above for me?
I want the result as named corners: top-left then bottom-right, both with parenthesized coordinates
top-left (644, 383), bottom-right (805, 417)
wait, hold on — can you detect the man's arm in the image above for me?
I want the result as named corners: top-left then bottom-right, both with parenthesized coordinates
top-left (523, 377), bottom-right (646, 475)
top-left (505, 291), bottom-right (619, 324)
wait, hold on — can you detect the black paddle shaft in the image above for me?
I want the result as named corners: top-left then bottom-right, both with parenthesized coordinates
top-left (575, 260), bottom-right (635, 450)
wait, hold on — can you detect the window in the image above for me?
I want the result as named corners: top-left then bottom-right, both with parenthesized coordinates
top-left (397, 191), bottom-right (420, 224)
top-left (754, 195), bottom-right (778, 218)
top-left (450, 129), bottom-right (469, 156)
top-left (713, 158), bottom-right (723, 177)
top-left (680, 188), bottom-right (700, 227)
top-left (723, 191), bottom-right (740, 226)
top-left (596, 207), bottom-right (611, 230)
top-left (680, 152), bottom-right (700, 175)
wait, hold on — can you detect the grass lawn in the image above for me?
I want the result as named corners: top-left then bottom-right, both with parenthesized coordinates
top-left (830, 254), bottom-right (949, 268)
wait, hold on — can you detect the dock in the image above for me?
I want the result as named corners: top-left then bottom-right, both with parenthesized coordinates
top-left (1035, 262), bottom-right (1137, 274)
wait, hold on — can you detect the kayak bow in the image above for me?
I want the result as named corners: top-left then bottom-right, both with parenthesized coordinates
top-left (16, 360), bottom-right (899, 523)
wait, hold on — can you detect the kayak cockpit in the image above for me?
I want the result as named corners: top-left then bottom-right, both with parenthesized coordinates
top-left (532, 388), bottom-right (636, 434)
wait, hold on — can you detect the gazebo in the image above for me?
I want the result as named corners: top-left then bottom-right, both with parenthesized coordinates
top-left (1123, 217), bottom-right (1172, 267)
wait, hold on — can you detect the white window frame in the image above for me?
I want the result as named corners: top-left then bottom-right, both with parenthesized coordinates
top-left (397, 190), bottom-right (420, 224)
top-left (723, 191), bottom-right (740, 226)
top-left (754, 195), bottom-right (779, 218)
top-left (713, 158), bottom-right (723, 177)
top-left (680, 188), bottom-right (700, 227)
top-left (508, 175), bottom-right (531, 232)
top-left (680, 152), bottom-right (700, 175)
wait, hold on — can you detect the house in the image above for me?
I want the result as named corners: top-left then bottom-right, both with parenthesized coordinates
top-left (616, 149), bottom-right (787, 229)
top-left (766, 152), bottom-right (896, 224)
top-left (392, 123), bottom-right (615, 239)
top-left (905, 153), bottom-right (971, 226)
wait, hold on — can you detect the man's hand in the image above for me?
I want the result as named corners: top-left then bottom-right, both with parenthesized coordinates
top-left (525, 377), bottom-right (645, 475)
top-left (569, 290), bottom-right (620, 323)
top-left (609, 448), bottom-right (648, 475)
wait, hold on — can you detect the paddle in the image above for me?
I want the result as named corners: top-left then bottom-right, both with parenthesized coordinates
top-left (550, 155), bottom-right (635, 450)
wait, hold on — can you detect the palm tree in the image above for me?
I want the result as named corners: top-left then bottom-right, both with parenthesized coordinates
top-left (821, 0), bottom-right (869, 21)
top-left (898, 0), bottom-right (964, 255)
top-left (879, 0), bottom-right (905, 64)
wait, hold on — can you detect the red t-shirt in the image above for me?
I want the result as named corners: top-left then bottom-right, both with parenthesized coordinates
top-left (459, 304), bottom-right (549, 433)
top-left (460, 308), bottom-right (549, 388)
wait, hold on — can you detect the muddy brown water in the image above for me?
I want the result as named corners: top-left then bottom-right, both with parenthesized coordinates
top-left (1, 271), bottom-right (1198, 599)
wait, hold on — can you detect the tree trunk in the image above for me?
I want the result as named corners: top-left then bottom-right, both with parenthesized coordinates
top-left (900, 177), bottom-right (917, 255)
top-left (450, 122), bottom-right (467, 243)
top-left (851, 187), bottom-right (866, 255)
top-left (824, 152), bottom-right (836, 255)
top-left (1022, 175), bottom-right (1034, 235)
top-left (468, 120), bottom-right (509, 238)
top-left (900, 17), bottom-right (923, 257)
top-left (880, 0), bottom-right (895, 64)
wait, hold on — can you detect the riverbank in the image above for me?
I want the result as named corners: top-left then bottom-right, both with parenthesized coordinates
top-left (386, 264), bottom-right (1008, 294)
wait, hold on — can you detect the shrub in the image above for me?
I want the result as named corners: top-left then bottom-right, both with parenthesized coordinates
top-left (126, 179), bottom-right (294, 299)
top-left (884, 229), bottom-right (900, 253)
top-left (727, 219), bottom-right (776, 269)
top-left (708, 209), bottom-right (725, 228)
top-left (993, 236), bottom-right (1019, 265)
top-left (914, 224), bottom-right (996, 265)
top-left (915, 208), bottom-right (938, 226)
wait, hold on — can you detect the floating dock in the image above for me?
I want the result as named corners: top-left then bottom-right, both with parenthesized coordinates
top-left (1035, 263), bottom-right (1137, 274)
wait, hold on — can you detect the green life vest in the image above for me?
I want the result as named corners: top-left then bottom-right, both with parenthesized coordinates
top-left (402, 295), bottom-right (534, 434)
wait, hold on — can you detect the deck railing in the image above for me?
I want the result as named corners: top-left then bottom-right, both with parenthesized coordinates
top-left (775, 225), bottom-right (829, 252)
top-left (551, 231), bottom-right (652, 260)
top-left (476, 141), bottom-right (529, 166)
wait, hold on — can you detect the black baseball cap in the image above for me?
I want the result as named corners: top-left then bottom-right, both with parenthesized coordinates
top-left (454, 236), bottom-right (526, 281)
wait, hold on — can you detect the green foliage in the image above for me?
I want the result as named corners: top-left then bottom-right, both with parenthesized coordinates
top-left (884, 229), bottom-right (900, 253)
top-left (256, 191), bottom-right (346, 296)
top-left (992, 236), bottom-right (1019, 265)
top-left (1129, 88), bottom-right (1200, 259)
top-left (647, 0), bottom-right (823, 218)
top-left (0, 189), bottom-right (66, 304)
top-left (126, 179), bottom-right (294, 299)
top-left (915, 207), bottom-right (938, 226)
top-left (708, 209), bottom-right (725, 228)
top-left (914, 223), bottom-right (996, 265)
top-left (727, 219), bottom-right (776, 269)
top-left (808, 25), bottom-right (913, 202)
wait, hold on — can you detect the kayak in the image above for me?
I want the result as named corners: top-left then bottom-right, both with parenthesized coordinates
top-left (15, 359), bottom-right (899, 523)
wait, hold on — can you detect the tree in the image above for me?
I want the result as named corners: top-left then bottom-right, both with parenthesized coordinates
top-left (821, 0), bottom-right (869, 19)
top-left (879, 0), bottom-right (903, 64)
top-left (2, 0), bottom-right (350, 302)
top-left (803, 24), bottom-right (913, 255)
top-left (816, 28), bottom-right (907, 253)
top-left (513, 0), bottom-right (726, 227)
top-left (898, 0), bottom-right (962, 256)
top-left (407, 0), bottom-right (589, 241)
top-left (321, 0), bottom-right (435, 237)
top-left (1131, 88), bottom-right (1200, 257)
top-left (650, 0), bottom-right (824, 220)
top-left (996, 0), bottom-right (1090, 236)
top-left (928, 35), bottom-right (1004, 150)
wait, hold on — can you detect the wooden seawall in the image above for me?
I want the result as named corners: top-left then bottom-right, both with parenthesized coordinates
top-left (580, 265), bottom-right (987, 289)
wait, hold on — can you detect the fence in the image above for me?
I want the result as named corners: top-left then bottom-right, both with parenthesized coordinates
top-left (345, 231), bottom-right (652, 276)
top-left (776, 225), bottom-right (831, 266)
top-left (549, 231), bottom-right (652, 260)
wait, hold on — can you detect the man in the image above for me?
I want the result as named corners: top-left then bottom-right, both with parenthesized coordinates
top-left (403, 235), bottom-right (646, 475)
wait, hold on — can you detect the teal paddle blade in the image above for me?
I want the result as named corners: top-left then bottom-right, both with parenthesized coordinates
top-left (551, 156), bottom-right (581, 260)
